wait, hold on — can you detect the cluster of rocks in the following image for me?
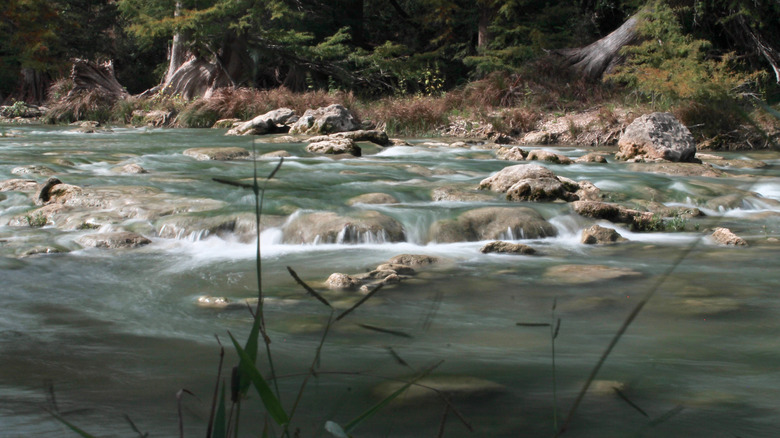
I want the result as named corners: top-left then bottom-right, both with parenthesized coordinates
top-left (325, 254), bottom-right (446, 293)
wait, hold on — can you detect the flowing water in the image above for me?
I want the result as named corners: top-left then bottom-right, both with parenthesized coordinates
top-left (1, 125), bottom-right (779, 437)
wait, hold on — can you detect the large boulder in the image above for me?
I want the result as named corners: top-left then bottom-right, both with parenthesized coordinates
top-left (282, 211), bottom-right (405, 244)
top-left (429, 207), bottom-right (557, 243)
top-left (225, 108), bottom-right (298, 136)
top-left (289, 104), bottom-right (360, 135)
top-left (478, 164), bottom-right (596, 202)
top-left (616, 112), bottom-right (696, 162)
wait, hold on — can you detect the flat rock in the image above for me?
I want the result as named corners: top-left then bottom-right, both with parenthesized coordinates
top-left (183, 147), bottom-right (250, 161)
top-left (306, 138), bottom-right (361, 156)
top-left (480, 241), bottom-right (537, 254)
top-left (77, 232), bottom-right (151, 249)
top-left (386, 254), bottom-right (444, 267)
top-left (626, 162), bottom-right (726, 177)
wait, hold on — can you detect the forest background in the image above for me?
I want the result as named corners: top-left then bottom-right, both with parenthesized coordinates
top-left (1, 0), bottom-right (779, 143)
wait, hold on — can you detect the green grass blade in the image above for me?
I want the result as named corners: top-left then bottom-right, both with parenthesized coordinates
top-left (335, 284), bottom-right (384, 321)
top-left (343, 361), bottom-right (442, 433)
top-left (357, 323), bottom-right (413, 338)
top-left (228, 332), bottom-right (289, 426)
top-left (212, 384), bottom-right (227, 438)
top-left (48, 410), bottom-right (98, 438)
top-left (287, 266), bottom-right (332, 308)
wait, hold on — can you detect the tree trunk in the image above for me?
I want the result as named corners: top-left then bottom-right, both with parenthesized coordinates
top-left (70, 59), bottom-right (129, 99)
top-left (478, 5), bottom-right (498, 50)
top-left (139, 1), bottom-right (243, 100)
top-left (164, 1), bottom-right (190, 85)
top-left (739, 17), bottom-right (780, 84)
top-left (15, 68), bottom-right (50, 104)
top-left (558, 12), bottom-right (641, 81)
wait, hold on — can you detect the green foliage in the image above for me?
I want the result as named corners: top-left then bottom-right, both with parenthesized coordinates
top-left (25, 212), bottom-right (47, 227)
top-left (608, 1), bottom-right (756, 107)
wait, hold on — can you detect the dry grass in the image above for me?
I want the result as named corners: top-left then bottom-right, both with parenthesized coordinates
top-left (356, 95), bottom-right (452, 136)
top-left (178, 87), bottom-right (359, 127)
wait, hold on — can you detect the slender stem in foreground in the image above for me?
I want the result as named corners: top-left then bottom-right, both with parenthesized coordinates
top-left (556, 238), bottom-right (702, 436)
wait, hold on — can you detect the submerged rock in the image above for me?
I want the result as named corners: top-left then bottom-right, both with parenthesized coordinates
top-left (282, 211), bottom-right (405, 244)
top-left (77, 231), bottom-right (151, 249)
top-left (431, 186), bottom-right (497, 202)
top-left (430, 207), bottom-right (556, 243)
top-left (480, 241), bottom-right (537, 255)
top-left (289, 104), bottom-right (359, 135)
top-left (113, 163), bottom-right (148, 174)
top-left (581, 224), bottom-right (627, 245)
top-left (616, 112), bottom-right (696, 162)
top-left (346, 192), bottom-right (399, 205)
top-left (626, 162), bottom-right (726, 177)
top-left (372, 375), bottom-right (505, 404)
top-left (183, 147), bottom-right (250, 161)
top-left (543, 264), bottom-right (642, 284)
top-left (19, 246), bottom-right (66, 257)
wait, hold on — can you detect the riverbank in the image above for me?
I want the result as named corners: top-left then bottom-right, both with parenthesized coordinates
top-left (4, 72), bottom-right (778, 151)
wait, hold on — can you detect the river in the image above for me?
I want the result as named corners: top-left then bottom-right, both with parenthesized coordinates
top-left (1, 125), bottom-right (779, 437)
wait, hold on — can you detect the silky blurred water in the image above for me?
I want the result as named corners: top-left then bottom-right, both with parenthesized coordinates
top-left (1, 125), bottom-right (779, 437)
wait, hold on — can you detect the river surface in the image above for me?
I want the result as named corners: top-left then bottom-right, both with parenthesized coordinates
top-left (1, 125), bottom-right (779, 437)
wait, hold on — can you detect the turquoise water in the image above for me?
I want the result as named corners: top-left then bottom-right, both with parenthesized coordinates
top-left (1, 125), bottom-right (779, 437)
